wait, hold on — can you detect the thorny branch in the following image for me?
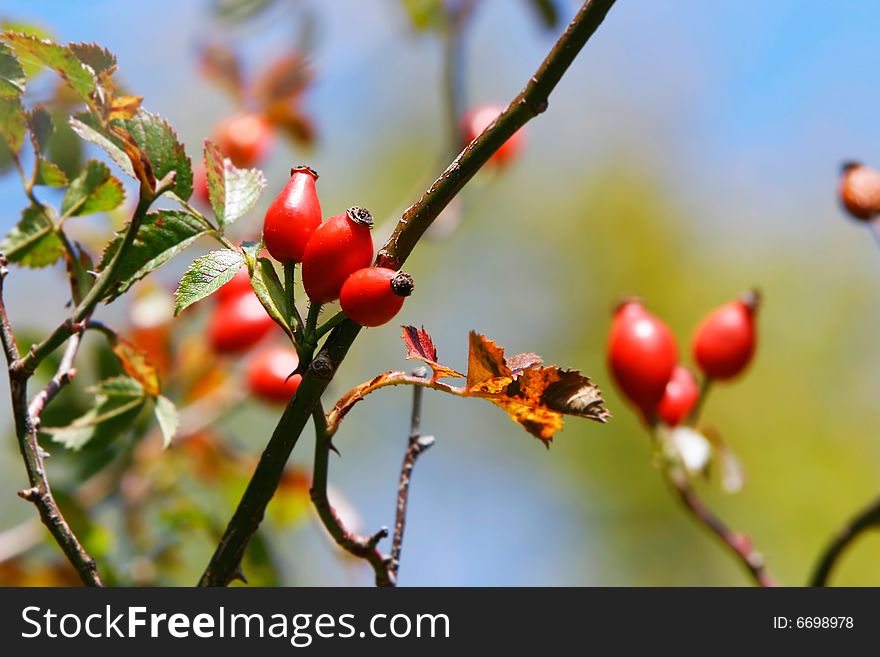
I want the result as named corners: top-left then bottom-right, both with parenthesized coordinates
top-left (199, 0), bottom-right (618, 587)
top-left (310, 405), bottom-right (392, 587)
top-left (0, 256), bottom-right (103, 586)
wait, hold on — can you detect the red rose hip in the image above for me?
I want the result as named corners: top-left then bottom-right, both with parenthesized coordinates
top-left (461, 104), bottom-right (525, 167)
top-left (655, 365), bottom-right (700, 426)
top-left (607, 299), bottom-right (678, 415)
top-left (692, 291), bottom-right (759, 381)
top-left (839, 162), bottom-right (880, 221)
top-left (302, 207), bottom-right (374, 303)
top-left (263, 166), bottom-right (322, 263)
top-left (215, 266), bottom-right (251, 304)
top-left (208, 291), bottom-right (276, 353)
top-left (247, 346), bottom-right (302, 403)
top-left (213, 111), bottom-right (273, 168)
top-left (340, 268), bottom-right (414, 327)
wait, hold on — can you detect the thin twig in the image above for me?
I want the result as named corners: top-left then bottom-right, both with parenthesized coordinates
top-left (199, 0), bottom-right (618, 587)
top-left (27, 330), bottom-right (83, 423)
top-left (810, 493), bottom-right (880, 587)
top-left (0, 257), bottom-right (103, 586)
top-left (389, 368), bottom-right (435, 583)
top-left (309, 405), bottom-right (392, 586)
top-left (663, 465), bottom-right (776, 587)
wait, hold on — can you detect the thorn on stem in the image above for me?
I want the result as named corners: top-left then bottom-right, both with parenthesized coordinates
top-left (18, 487), bottom-right (39, 501)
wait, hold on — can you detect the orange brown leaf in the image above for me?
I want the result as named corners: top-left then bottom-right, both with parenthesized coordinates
top-left (108, 94), bottom-right (142, 120)
top-left (505, 352), bottom-right (542, 375)
top-left (198, 43), bottom-right (244, 103)
top-left (111, 336), bottom-right (160, 396)
top-left (401, 325), bottom-right (464, 382)
top-left (467, 331), bottom-right (514, 393)
top-left (486, 367), bottom-right (609, 446)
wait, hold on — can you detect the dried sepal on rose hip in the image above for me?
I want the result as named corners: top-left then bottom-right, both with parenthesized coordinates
top-left (655, 365), bottom-right (700, 427)
top-left (208, 289), bottom-right (276, 354)
top-left (302, 206), bottom-right (374, 303)
top-left (263, 166), bottom-right (322, 263)
top-left (839, 162), bottom-right (880, 221)
top-left (247, 346), bottom-right (302, 403)
top-left (607, 298), bottom-right (678, 417)
top-left (692, 290), bottom-right (760, 381)
top-left (340, 268), bottom-right (414, 327)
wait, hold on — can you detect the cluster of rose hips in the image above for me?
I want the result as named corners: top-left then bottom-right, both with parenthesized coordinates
top-left (263, 166), bottom-right (415, 324)
top-left (207, 165), bottom-right (414, 404)
top-left (607, 292), bottom-right (760, 426)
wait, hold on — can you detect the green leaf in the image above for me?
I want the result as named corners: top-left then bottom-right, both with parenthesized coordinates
top-left (116, 109), bottom-right (192, 199)
top-left (174, 248), bottom-right (244, 315)
top-left (153, 395), bottom-right (179, 448)
top-left (27, 105), bottom-right (52, 152)
top-left (0, 42), bottom-right (25, 97)
top-left (243, 242), bottom-right (294, 340)
top-left (61, 159), bottom-right (124, 216)
top-left (0, 21), bottom-right (52, 78)
top-left (68, 42), bottom-right (116, 76)
top-left (400, 0), bottom-right (445, 31)
top-left (203, 140), bottom-right (266, 230)
top-left (69, 113), bottom-right (134, 178)
top-left (2, 32), bottom-right (97, 105)
top-left (99, 210), bottom-right (209, 301)
top-left (44, 376), bottom-right (146, 451)
top-left (0, 204), bottom-right (63, 268)
top-left (0, 95), bottom-right (26, 154)
top-left (34, 158), bottom-right (67, 187)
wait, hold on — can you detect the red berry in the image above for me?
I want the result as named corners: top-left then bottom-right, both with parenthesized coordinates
top-left (263, 166), bottom-right (322, 263)
top-left (193, 166), bottom-right (210, 206)
top-left (607, 299), bottom-right (678, 414)
top-left (655, 365), bottom-right (699, 426)
top-left (213, 112), bottom-right (273, 168)
top-left (692, 291), bottom-right (759, 380)
top-left (215, 266), bottom-right (252, 305)
top-left (208, 291), bottom-right (276, 354)
top-left (247, 346), bottom-right (302, 403)
top-left (462, 104), bottom-right (525, 167)
top-left (302, 207), bottom-right (374, 303)
top-left (839, 162), bottom-right (880, 221)
top-left (340, 268), bottom-right (414, 327)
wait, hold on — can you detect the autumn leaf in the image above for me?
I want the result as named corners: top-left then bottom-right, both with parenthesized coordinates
top-left (506, 352), bottom-right (542, 374)
top-left (488, 367), bottom-right (609, 446)
top-left (332, 327), bottom-right (609, 445)
top-left (198, 43), bottom-right (244, 103)
top-left (254, 53), bottom-right (312, 107)
top-left (110, 335), bottom-right (160, 396)
top-left (467, 331), bottom-right (515, 393)
top-left (401, 325), bottom-right (463, 382)
top-left (108, 94), bottom-right (142, 120)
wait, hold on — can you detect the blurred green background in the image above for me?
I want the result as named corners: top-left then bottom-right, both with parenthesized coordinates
top-left (2, 0), bottom-right (880, 586)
